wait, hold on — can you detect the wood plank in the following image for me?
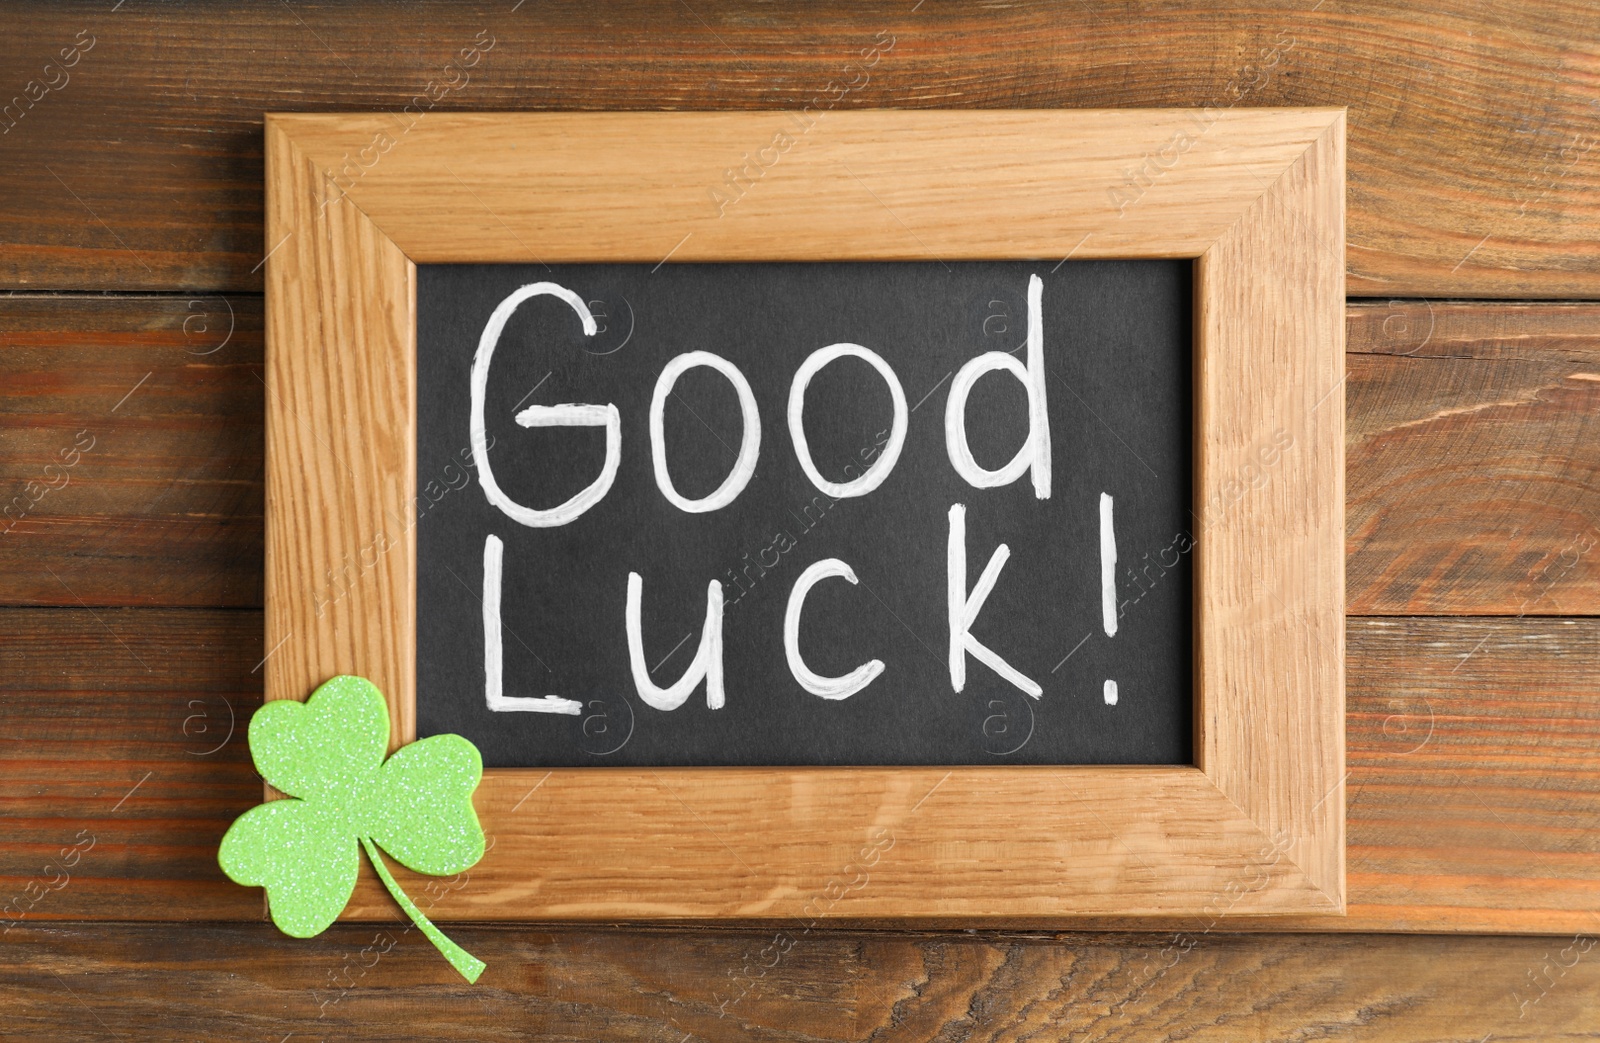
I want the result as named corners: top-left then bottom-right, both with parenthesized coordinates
top-left (1292, 616), bottom-right (1600, 933)
top-left (4, 923), bottom-right (1600, 1040)
top-left (0, 2), bottom-right (1596, 295)
top-left (1346, 302), bottom-right (1600, 615)
top-left (0, 295), bottom-right (262, 607)
top-left (4, 609), bottom-right (1599, 933)
top-left (1350, 300), bottom-right (1600, 365)
top-left (8, 297), bottom-right (1598, 615)
top-left (0, 609), bottom-right (263, 922)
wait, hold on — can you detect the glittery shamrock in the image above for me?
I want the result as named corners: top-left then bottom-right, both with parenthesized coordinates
top-left (218, 675), bottom-right (486, 982)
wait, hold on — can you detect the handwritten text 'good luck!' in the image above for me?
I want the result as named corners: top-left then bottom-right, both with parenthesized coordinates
top-left (469, 277), bottom-right (1122, 717)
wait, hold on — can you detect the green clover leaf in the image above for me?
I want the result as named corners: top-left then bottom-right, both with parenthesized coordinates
top-left (216, 798), bottom-right (360, 937)
top-left (218, 675), bottom-right (487, 982)
top-left (368, 734), bottom-right (485, 875)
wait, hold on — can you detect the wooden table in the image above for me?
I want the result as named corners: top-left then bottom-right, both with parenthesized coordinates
top-left (3, 3), bottom-right (1598, 1037)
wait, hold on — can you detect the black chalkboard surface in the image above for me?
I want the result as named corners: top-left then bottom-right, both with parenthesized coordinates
top-left (415, 261), bottom-right (1191, 768)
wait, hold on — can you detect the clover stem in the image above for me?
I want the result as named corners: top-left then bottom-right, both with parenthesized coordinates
top-left (359, 836), bottom-right (486, 984)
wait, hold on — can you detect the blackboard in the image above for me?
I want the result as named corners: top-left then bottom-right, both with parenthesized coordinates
top-left (415, 261), bottom-right (1191, 768)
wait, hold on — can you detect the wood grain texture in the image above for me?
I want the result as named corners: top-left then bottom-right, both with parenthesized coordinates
top-left (1193, 110), bottom-right (1344, 902)
top-left (1, 2), bottom-right (1597, 295)
top-left (8, 297), bottom-right (1597, 617)
top-left (0, 609), bottom-right (264, 923)
top-left (4, 611), bottom-right (1596, 933)
top-left (263, 118), bottom-right (417, 748)
top-left (1323, 617), bottom-right (1600, 934)
top-left (0, 295), bottom-right (262, 607)
top-left (5, 923), bottom-right (1600, 1040)
top-left (1346, 302), bottom-right (1600, 615)
top-left (265, 109), bottom-right (1345, 919)
top-left (1349, 301), bottom-right (1600, 365)
top-left (271, 109), bottom-right (1340, 262)
top-left (344, 767), bottom-right (1335, 922)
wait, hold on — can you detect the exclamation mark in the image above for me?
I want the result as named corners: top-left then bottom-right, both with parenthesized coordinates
top-left (1100, 492), bottom-right (1119, 706)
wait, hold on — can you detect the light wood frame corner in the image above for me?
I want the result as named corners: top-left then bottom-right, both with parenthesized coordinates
top-left (264, 109), bottom-right (1346, 922)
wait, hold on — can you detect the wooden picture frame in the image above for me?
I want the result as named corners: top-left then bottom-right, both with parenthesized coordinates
top-left (264, 110), bottom-right (1345, 922)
